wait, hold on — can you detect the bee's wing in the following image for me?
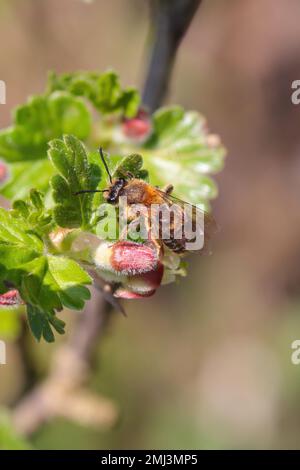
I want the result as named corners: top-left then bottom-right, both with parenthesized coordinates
top-left (156, 189), bottom-right (218, 254)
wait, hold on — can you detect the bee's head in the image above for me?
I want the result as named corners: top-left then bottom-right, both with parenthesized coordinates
top-left (105, 178), bottom-right (126, 204)
top-left (74, 148), bottom-right (127, 201)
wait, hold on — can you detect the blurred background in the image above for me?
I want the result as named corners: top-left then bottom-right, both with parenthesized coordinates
top-left (1, 0), bottom-right (300, 450)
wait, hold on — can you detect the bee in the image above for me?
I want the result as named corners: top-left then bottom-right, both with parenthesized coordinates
top-left (75, 148), bottom-right (217, 254)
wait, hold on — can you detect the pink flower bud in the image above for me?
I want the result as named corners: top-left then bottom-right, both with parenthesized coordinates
top-left (94, 241), bottom-right (159, 276)
top-left (114, 262), bottom-right (164, 298)
top-left (113, 289), bottom-right (153, 299)
top-left (0, 160), bottom-right (8, 184)
top-left (0, 289), bottom-right (23, 306)
top-left (122, 109), bottom-right (152, 141)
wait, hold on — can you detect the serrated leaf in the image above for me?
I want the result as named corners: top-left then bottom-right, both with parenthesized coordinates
top-left (30, 188), bottom-right (44, 211)
top-left (23, 253), bottom-right (91, 342)
top-left (21, 254), bottom-right (91, 314)
top-left (26, 304), bottom-right (45, 341)
top-left (41, 318), bottom-right (55, 343)
top-left (47, 255), bottom-right (91, 310)
top-left (48, 70), bottom-right (140, 117)
top-left (0, 92), bottom-right (91, 163)
top-left (0, 92), bottom-right (92, 200)
top-left (139, 106), bottom-right (226, 206)
top-left (113, 153), bottom-right (148, 179)
top-left (20, 257), bottom-right (64, 315)
top-left (0, 205), bottom-right (91, 342)
top-left (48, 135), bottom-right (101, 229)
top-left (12, 189), bottom-right (53, 236)
top-left (48, 314), bottom-right (66, 335)
top-left (12, 200), bottom-right (30, 218)
top-left (26, 305), bottom-right (61, 343)
top-left (0, 208), bottom-right (43, 253)
top-left (0, 160), bottom-right (56, 200)
top-left (21, 256), bottom-right (49, 308)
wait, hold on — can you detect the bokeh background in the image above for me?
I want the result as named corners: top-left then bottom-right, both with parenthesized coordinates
top-left (1, 0), bottom-right (300, 449)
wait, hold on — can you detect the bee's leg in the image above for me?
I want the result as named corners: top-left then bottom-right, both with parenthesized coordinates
top-left (162, 184), bottom-right (174, 195)
top-left (119, 206), bottom-right (130, 240)
top-left (144, 236), bottom-right (163, 260)
top-left (141, 210), bottom-right (163, 256)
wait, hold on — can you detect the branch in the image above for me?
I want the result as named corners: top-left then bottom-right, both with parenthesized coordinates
top-left (142, 0), bottom-right (202, 112)
top-left (12, 286), bottom-right (116, 436)
top-left (11, 0), bottom-right (202, 437)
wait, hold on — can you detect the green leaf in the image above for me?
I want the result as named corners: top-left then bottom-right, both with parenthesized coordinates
top-left (0, 206), bottom-right (91, 342)
top-left (48, 135), bottom-right (101, 229)
top-left (29, 188), bottom-right (44, 211)
top-left (0, 92), bottom-right (92, 200)
top-left (0, 208), bottom-right (45, 296)
top-left (23, 253), bottom-right (92, 342)
top-left (41, 316), bottom-right (55, 342)
top-left (0, 92), bottom-right (91, 163)
top-left (47, 255), bottom-right (91, 310)
top-left (48, 70), bottom-right (140, 118)
top-left (27, 304), bottom-right (47, 342)
top-left (22, 254), bottom-right (91, 336)
top-left (113, 153), bottom-right (148, 180)
top-left (12, 189), bottom-right (53, 236)
top-left (115, 88), bottom-right (140, 118)
top-left (27, 305), bottom-right (61, 343)
top-left (148, 106), bottom-right (185, 140)
top-left (0, 159), bottom-right (56, 200)
top-left (139, 106), bottom-right (226, 207)
top-left (20, 256), bottom-right (62, 313)
top-left (48, 314), bottom-right (66, 335)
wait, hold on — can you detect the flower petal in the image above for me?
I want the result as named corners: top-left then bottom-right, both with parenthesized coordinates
top-left (122, 109), bottom-right (152, 141)
top-left (95, 241), bottom-right (159, 276)
top-left (114, 288), bottom-right (156, 299)
top-left (0, 289), bottom-right (23, 306)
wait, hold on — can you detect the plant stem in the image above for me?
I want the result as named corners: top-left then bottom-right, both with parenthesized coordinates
top-left (12, 287), bottom-right (112, 436)
top-left (142, 0), bottom-right (202, 112)
top-left (11, 0), bottom-right (202, 436)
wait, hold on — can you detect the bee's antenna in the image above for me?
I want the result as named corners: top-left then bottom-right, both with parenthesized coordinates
top-left (74, 189), bottom-right (109, 196)
top-left (99, 147), bottom-right (112, 184)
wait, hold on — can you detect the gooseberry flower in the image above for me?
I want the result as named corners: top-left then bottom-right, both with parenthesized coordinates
top-left (94, 240), bottom-right (159, 276)
top-left (0, 289), bottom-right (23, 306)
top-left (114, 262), bottom-right (164, 298)
top-left (0, 160), bottom-right (8, 184)
top-left (122, 109), bottom-right (152, 142)
top-left (69, 233), bottom-right (185, 301)
top-left (93, 240), bottom-right (164, 298)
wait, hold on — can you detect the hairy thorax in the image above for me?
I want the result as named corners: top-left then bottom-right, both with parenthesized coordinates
top-left (121, 179), bottom-right (163, 206)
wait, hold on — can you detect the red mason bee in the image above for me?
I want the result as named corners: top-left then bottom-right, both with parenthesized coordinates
top-left (75, 148), bottom-right (217, 254)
